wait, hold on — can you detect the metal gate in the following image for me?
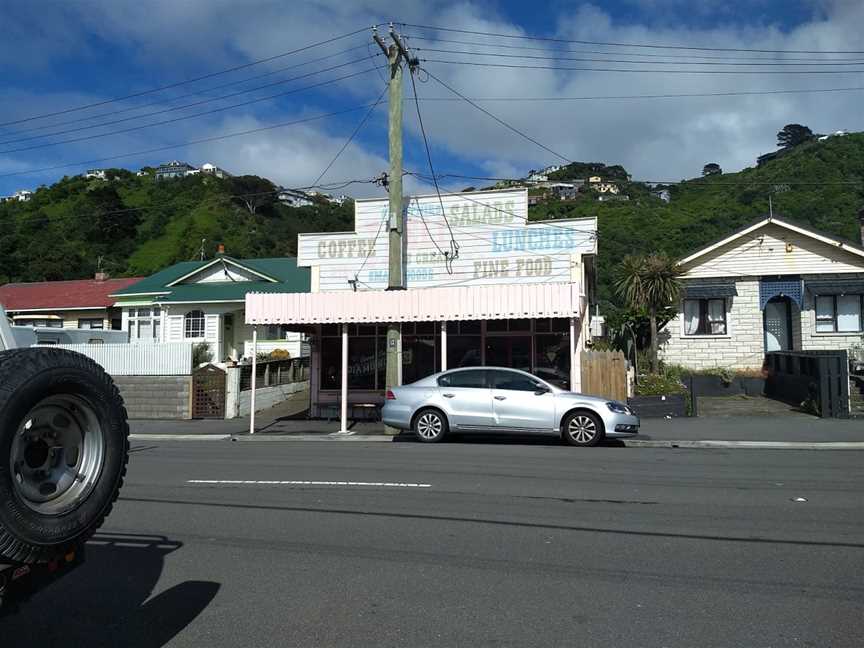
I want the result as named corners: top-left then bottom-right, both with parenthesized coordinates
top-left (192, 364), bottom-right (226, 419)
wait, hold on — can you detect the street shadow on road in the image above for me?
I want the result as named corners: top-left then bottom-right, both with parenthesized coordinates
top-left (2, 533), bottom-right (219, 648)
top-left (394, 432), bottom-right (626, 447)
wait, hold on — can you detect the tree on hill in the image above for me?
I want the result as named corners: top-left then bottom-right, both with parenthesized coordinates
top-left (702, 163), bottom-right (722, 176)
top-left (614, 254), bottom-right (684, 373)
top-left (777, 124), bottom-right (814, 149)
top-left (229, 175), bottom-right (277, 215)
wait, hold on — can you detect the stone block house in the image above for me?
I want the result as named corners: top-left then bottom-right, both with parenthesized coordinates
top-left (660, 215), bottom-right (864, 370)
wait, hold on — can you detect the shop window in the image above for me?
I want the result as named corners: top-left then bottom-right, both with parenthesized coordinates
top-left (486, 319), bottom-right (508, 332)
top-left (534, 333), bottom-right (570, 389)
top-left (319, 325), bottom-right (387, 390)
top-left (402, 335), bottom-right (439, 384)
top-left (448, 335), bottom-right (482, 368)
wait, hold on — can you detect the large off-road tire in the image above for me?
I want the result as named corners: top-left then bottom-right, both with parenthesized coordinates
top-left (0, 348), bottom-right (129, 563)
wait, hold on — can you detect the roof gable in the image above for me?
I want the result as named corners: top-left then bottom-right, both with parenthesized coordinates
top-left (680, 217), bottom-right (864, 279)
top-left (112, 257), bottom-right (309, 303)
top-left (166, 256), bottom-right (280, 287)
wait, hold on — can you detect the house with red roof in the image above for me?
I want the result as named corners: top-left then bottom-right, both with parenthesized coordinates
top-left (0, 272), bottom-right (144, 330)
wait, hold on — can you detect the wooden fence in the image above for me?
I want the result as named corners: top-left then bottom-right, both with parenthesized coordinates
top-left (580, 350), bottom-right (628, 401)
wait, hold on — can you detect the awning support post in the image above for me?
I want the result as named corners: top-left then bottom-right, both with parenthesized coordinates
top-left (569, 317), bottom-right (579, 393)
top-left (339, 323), bottom-right (348, 433)
top-left (249, 326), bottom-right (258, 434)
top-left (440, 321), bottom-right (447, 371)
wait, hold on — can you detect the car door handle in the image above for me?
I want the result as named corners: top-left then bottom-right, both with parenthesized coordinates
top-left (494, 395), bottom-right (506, 401)
top-left (442, 393), bottom-right (455, 398)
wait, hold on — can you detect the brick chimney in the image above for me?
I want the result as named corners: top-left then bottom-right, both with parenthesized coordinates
top-left (94, 271), bottom-right (109, 282)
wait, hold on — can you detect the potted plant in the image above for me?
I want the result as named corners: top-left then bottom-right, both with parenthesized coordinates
top-left (628, 371), bottom-right (690, 417)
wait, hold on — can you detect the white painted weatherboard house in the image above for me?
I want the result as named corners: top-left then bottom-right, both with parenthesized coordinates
top-left (660, 216), bottom-right (864, 370)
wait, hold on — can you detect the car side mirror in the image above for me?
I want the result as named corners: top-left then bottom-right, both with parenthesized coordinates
top-left (534, 386), bottom-right (550, 395)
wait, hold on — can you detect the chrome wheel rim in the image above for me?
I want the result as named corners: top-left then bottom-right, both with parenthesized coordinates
top-left (10, 394), bottom-right (106, 516)
top-left (568, 415), bottom-right (597, 444)
top-left (416, 412), bottom-right (443, 440)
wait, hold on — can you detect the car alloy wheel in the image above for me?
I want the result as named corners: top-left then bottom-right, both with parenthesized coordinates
top-left (415, 411), bottom-right (445, 442)
top-left (567, 414), bottom-right (599, 446)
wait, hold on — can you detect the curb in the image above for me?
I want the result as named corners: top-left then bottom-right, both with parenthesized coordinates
top-left (129, 433), bottom-right (864, 449)
top-left (622, 439), bottom-right (864, 450)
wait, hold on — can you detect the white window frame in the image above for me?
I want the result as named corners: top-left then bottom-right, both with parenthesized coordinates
top-left (128, 307), bottom-right (161, 342)
top-left (184, 310), bottom-right (206, 339)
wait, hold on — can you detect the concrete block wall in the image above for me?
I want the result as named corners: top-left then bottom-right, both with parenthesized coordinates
top-left (660, 278), bottom-right (766, 370)
top-left (113, 375), bottom-right (191, 420)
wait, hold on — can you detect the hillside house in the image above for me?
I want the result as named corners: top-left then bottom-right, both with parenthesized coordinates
top-left (660, 214), bottom-right (864, 370)
top-left (200, 162), bottom-right (232, 178)
top-left (155, 161), bottom-right (197, 180)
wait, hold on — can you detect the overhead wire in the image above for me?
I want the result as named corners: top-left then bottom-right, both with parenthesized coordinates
top-left (414, 46), bottom-right (864, 67)
top-left (420, 58), bottom-right (864, 75)
top-left (398, 23), bottom-right (864, 55)
top-left (1, 44), bottom-right (377, 143)
top-left (407, 64), bottom-right (460, 272)
top-left (311, 82), bottom-right (388, 189)
top-left (420, 67), bottom-right (571, 164)
top-left (0, 62), bottom-right (380, 154)
top-left (0, 103), bottom-right (380, 179)
top-left (0, 26), bottom-right (379, 127)
top-left (404, 34), bottom-right (864, 62)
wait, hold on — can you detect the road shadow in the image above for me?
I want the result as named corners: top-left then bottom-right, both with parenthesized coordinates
top-left (2, 533), bottom-right (219, 648)
top-left (394, 432), bottom-right (626, 447)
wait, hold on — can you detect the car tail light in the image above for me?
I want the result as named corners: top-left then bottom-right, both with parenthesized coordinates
top-left (385, 390), bottom-right (396, 400)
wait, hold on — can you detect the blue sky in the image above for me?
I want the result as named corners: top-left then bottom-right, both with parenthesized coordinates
top-left (1, 0), bottom-right (862, 196)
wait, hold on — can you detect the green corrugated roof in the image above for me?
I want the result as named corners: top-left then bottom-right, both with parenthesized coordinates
top-left (112, 256), bottom-right (309, 303)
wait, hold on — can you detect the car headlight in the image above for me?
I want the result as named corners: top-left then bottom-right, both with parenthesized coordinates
top-left (606, 401), bottom-right (631, 415)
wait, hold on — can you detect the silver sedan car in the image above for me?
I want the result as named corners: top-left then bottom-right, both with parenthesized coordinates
top-left (382, 367), bottom-right (639, 447)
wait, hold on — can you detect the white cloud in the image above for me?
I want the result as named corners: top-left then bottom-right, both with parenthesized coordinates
top-left (2, 0), bottom-right (864, 193)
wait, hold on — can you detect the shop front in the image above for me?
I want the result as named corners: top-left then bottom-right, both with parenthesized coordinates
top-left (244, 188), bottom-right (598, 432)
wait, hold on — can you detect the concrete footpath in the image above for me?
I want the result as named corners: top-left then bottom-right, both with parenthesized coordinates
top-left (130, 406), bottom-right (864, 449)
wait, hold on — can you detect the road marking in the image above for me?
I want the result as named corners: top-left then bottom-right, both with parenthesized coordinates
top-left (187, 479), bottom-right (431, 488)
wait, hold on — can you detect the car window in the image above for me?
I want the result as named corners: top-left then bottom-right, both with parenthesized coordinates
top-left (491, 370), bottom-right (542, 392)
top-left (438, 370), bottom-right (487, 388)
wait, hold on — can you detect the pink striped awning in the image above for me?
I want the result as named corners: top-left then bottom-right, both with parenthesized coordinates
top-left (245, 283), bottom-right (584, 325)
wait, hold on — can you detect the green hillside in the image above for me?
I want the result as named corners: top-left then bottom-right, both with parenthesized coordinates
top-left (0, 170), bottom-right (353, 282)
top-left (527, 132), bottom-right (864, 304)
top-left (2, 133), bottom-right (862, 309)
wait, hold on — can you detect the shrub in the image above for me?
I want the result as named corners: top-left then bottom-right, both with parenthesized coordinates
top-left (635, 372), bottom-right (688, 396)
top-left (192, 342), bottom-right (212, 366)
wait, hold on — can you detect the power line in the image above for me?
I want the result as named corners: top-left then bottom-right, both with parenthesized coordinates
top-left (398, 23), bottom-right (864, 55)
top-left (0, 65), bottom-right (379, 155)
top-left (420, 68), bottom-right (571, 164)
top-left (404, 34), bottom-right (864, 63)
top-left (414, 171), bottom-right (864, 187)
top-left (408, 67), bottom-right (459, 270)
top-left (398, 86), bottom-right (864, 102)
top-left (311, 83), bottom-right (388, 189)
top-left (414, 46), bottom-right (864, 67)
top-left (421, 58), bottom-right (864, 75)
top-left (0, 26), bottom-right (378, 128)
top-left (0, 103), bottom-right (379, 179)
top-left (1, 44), bottom-right (376, 142)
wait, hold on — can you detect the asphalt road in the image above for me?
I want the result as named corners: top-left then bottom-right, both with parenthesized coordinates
top-left (4, 440), bottom-right (863, 647)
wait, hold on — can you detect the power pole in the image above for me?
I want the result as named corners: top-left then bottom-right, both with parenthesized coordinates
top-left (373, 25), bottom-right (415, 420)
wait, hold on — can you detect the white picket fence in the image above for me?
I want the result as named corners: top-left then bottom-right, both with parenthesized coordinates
top-left (52, 343), bottom-right (193, 376)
